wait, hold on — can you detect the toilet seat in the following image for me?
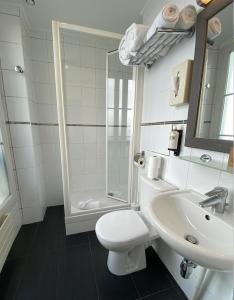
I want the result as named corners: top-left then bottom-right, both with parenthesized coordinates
top-left (96, 210), bottom-right (149, 252)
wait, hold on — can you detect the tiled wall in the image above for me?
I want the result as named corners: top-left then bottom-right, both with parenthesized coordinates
top-left (28, 29), bottom-right (63, 207)
top-left (141, 1), bottom-right (233, 299)
top-left (0, 9), bottom-right (47, 223)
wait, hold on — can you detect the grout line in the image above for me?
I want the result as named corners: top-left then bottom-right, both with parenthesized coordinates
top-left (131, 275), bottom-right (141, 299)
top-left (136, 286), bottom-right (178, 300)
top-left (141, 120), bottom-right (187, 126)
top-left (6, 121), bottom-right (130, 127)
top-left (88, 234), bottom-right (100, 300)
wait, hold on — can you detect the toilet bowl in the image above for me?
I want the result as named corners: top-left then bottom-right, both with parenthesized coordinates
top-left (95, 175), bottom-right (176, 276)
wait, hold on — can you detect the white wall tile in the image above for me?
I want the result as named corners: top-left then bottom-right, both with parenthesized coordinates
top-left (13, 146), bottom-right (35, 169)
top-left (80, 46), bottom-right (95, 68)
top-left (0, 42), bottom-right (24, 70)
top-left (96, 108), bottom-right (106, 124)
top-left (48, 63), bottom-right (55, 83)
top-left (10, 124), bottom-right (33, 147)
top-left (80, 67), bottom-right (95, 87)
top-left (82, 87), bottom-right (95, 107)
top-left (95, 48), bottom-right (106, 69)
top-left (6, 97), bottom-right (30, 122)
top-left (149, 125), bottom-right (171, 155)
top-left (64, 65), bottom-right (81, 85)
top-left (95, 88), bottom-right (106, 108)
top-left (67, 127), bottom-right (84, 144)
top-left (95, 69), bottom-right (106, 88)
top-left (0, 14), bottom-right (21, 43)
top-left (46, 40), bottom-right (54, 63)
top-left (22, 206), bottom-right (44, 224)
top-left (164, 156), bottom-right (189, 189)
top-left (31, 61), bottom-right (49, 83)
top-left (80, 107), bottom-right (97, 124)
top-left (30, 37), bottom-right (48, 62)
top-left (187, 163), bottom-right (220, 195)
top-left (2, 70), bottom-right (27, 97)
top-left (64, 43), bottom-right (81, 66)
top-left (83, 127), bottom-right (97, 143)
top-left (83, 143), bottom-right (97, 159)
top-left (34, 83), bottom-right (56, 104)
top-left (17, 168), bottom-right (39, 207)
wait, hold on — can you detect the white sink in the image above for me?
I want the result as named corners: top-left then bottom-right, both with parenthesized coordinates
top-left (148, 190), bottom-right (234, 271)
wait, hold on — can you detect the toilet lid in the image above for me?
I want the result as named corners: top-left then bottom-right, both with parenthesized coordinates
top-left (96, 210), bottom-right (149, 245)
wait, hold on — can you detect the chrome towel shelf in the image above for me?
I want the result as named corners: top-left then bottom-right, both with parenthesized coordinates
top-left (129, 27), bottom-right (195, 68)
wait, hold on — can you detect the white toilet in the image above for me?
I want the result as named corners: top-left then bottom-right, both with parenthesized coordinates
top-left (95, 175), bottom-right (176, 276)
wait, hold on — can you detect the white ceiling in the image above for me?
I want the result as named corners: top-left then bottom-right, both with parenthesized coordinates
top-left (4, 0), bottom-right (148, 33)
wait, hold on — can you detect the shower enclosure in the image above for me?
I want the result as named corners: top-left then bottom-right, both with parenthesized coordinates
top-left (52, 21), bottom-right (142, 233)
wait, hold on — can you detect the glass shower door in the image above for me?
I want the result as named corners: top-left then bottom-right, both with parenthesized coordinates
top-left (106, 51), bottom-right (134, 202)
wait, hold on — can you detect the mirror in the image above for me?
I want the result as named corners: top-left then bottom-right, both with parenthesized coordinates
top-left (196, 3), bottom-right (233, 141)
top-left (186, 0), bottom-right (233, 153)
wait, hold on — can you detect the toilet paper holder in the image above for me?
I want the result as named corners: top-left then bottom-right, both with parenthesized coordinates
top-left (134, 151), bottom-right (145, 168)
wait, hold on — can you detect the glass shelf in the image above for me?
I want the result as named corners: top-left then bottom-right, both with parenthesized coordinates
top-left (179, 156), bottom-right (233, 174)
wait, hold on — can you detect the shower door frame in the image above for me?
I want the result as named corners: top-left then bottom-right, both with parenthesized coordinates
top-left (106, 50), bottom-right (137, 204)
top-left (52, 20), bottom-right (142, 218)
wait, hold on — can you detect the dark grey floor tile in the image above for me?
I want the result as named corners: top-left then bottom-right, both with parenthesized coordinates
top-left (139, 287), bottom-right (188, 300)
top-left (90, 242), bottom-right (139, 300)
top-left (7, 223), bottom-right (39, 260)
top-left (0, 258), bottom-right (26, 300)
top-left (15, 251), bottom-right (59, 300)
top-left (88, 230), bottom-right (98, 241)
top-left (56, 243), bottom-right (98, 300)
top-left (61, 232), bottom-right (90, 248)
top-left (31, 211), bottom-right (66, 254)
top-left (132, 247), bottom-right (175, 298)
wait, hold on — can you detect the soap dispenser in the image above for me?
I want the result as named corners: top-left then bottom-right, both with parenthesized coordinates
top-left (168, 125), bottom-right (183, 156)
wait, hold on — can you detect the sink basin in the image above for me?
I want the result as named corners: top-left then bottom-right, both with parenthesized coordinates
top-left (148, 190), bottom-right (233, 271)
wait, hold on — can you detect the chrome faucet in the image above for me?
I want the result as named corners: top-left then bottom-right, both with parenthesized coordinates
top-left (199, 187), bottom-right (228, 214)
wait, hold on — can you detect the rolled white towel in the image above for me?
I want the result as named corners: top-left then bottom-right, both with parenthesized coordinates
top-left (207, 17), bottom-right (222, 41)
top-left (78, 199), bottom-right (100, 210)
top-left (125, 23), bottom-right (149, 54)
top-left (146, 3), bottom-right (180, 40)
top-left (119, 35), bottom-right (131, 61)
top-left (176, 5), bottom-right (197, 30)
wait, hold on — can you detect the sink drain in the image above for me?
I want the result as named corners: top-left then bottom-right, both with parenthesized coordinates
top-left (185, 234), bottom-right (199, 245)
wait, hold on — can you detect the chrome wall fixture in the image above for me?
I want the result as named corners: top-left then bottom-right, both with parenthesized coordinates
top-left (26, 0), bottom-right (36, 6)
top-left (14, 65), bottom-right (24, 74)
top-left (180, 258), bottom-right (197, 279)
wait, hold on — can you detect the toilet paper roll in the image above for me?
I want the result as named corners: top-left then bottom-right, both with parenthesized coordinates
top-left (147, 167), bottom-right (160, 180)
top-left (147, 156), bottom-right (161, 179)
top-left (148, 156), bottom-right (161, 170)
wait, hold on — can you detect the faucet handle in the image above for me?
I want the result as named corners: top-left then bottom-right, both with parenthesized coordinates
top-left (205, 186), bottom-right (228, 197)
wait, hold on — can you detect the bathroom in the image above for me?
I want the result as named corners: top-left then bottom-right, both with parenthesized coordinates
top-left (0, 0), bottom-right (233, 299)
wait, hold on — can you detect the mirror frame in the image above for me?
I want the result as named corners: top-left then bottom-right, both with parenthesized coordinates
top-left (185, 0), bottom-right (233, 153)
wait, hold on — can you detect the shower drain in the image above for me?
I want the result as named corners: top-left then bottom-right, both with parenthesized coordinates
top-left (184, 234), bottom-right (199, 245)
